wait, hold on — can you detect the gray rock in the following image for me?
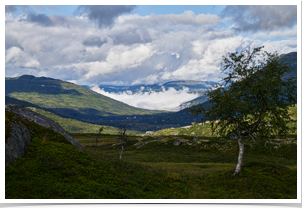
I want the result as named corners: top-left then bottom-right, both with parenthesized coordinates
top-left (137, 139), bottom-right (157, 148)
top-left (5, 105), bottom-right (85, 153)
top-left (5, 122), bottom-right (31, 166)
top-left (173, 140), bottom-right (181, 146)
top-left (192, 136), bottom-right (199, 142)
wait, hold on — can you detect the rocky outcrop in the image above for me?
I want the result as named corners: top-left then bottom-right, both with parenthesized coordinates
top-left (5, 121), bottom-right (31, 166)
top-left (5, 105), bottom-right (85, 165)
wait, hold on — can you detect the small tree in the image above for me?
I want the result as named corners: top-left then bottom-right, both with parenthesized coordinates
top-left (119, 124), bottom-right (127, 159)
top-left (189, 46), bottom-right (296, 176)
top-left (91, 127), bottom-right (103, 154)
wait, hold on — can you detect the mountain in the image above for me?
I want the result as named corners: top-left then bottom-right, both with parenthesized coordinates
top-left (279, 52), bottom-right (297, 80)
top-left (5, 75), bottom-right (166, 123)
top-left (83, 80), bottom-right (217, 94)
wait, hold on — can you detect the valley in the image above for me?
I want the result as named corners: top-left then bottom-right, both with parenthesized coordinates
top-left (4, 51), bottom-right (298, 199)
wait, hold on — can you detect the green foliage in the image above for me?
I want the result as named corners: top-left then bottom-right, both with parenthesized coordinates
top-left (189, 46), bottom-right (296, 142)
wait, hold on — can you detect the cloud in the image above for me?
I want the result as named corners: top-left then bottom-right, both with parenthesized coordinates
top-left (90, 85), bottom-right (200, 111)
top-left (5, 6), bottom-right (297, 87)
top-left (26, 13), bottom-right (53, 26)
top-left (221, 5), bottom-right (297, 32)
top-left (83, 38), bottom-right (107, 47)
top-left (253, 26), bottom-right (297, 40)
top-left (75, 5), bottom-right (136, 28)
top-left (5, 5), bottom-right (18, 13)
top-left (116, 11), bottom-right (222, 26)
top-left (5, 46), bottom-right (40, 68)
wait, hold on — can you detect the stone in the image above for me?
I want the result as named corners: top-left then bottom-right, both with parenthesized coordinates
top-left (5, 105), bottom-right (86, 166)
top-left (5, 122), bottom-right (31, 166)
top-left (173, 140), bottom-right (181, 146)
top-left (136, 139), bottom-right (157, 148)
top-left (192, 136), bottom-right (199, 142)
top-left (5, 105), bottom-right (85, 152)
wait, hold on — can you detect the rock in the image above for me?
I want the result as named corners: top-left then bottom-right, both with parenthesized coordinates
top-left (192, 136), bottom-right (199, 142)
top-left (5, 122), bottom-right (31, 166)
top-left (5, 105), bottom-right (85, 156)
top-left (173, 140), bottom-right (181, 146)
top-left (136, 139), bottom-right (157, 148)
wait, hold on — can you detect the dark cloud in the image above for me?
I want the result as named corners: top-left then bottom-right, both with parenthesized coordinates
top-left (24, 13), bottom-right (73, 27)
top-left (83, 38), bottom-right (107, 47)
top-left (5, 5), bottom-right (18, 13)
top-left (26, 13), bottom-right (53, 26)
top-left (5, 33), bottom-right (23, 50)
top-left (76, 5), bottom-right (136, 28)
top-left (221, 5), bottom-right (297, 32)
top-left (111, 28), bottom-right (152, 45)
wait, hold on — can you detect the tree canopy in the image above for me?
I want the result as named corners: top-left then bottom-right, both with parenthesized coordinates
top-left (189, 46), bottom-right (297, 176)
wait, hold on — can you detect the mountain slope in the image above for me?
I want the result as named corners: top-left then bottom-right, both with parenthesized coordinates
top-left (5, 75), bottom-right (166, 122)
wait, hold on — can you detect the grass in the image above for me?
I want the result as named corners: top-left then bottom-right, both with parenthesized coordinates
top-left (75, 133), bottom-right (297, 199)
top-left (6, 109), bottom-right (297, 199)
top-left (28, 107), bottom-right (143, 135)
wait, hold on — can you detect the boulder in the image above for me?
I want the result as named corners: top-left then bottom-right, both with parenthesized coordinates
top-left (5, 105), bottom-right (85, 165)
top-left (173, 140), bottom-right (181, 146)
top-left (192, 136), bottom-right (199, 142)
top-left (5, 122), bottom-right (31, 166)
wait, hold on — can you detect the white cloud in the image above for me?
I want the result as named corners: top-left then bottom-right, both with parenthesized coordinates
top-left (116, 10), bottom-right (223, 26)
top-left (5, 6), bottom-right (297, 87)
top-left (253, 26), bottom-right (297, 40)
top-left (5, 46), bottom-right (40, 68)
top-left (106, 43), bottom-right (155, 69)
top-left (90, 85), bottom-right (200, 111)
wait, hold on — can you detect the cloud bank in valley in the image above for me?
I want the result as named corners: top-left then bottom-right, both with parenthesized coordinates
top-left (91, 85), bottom-right (200, 111)
top-left (5, 5), bottom-right (297, 87)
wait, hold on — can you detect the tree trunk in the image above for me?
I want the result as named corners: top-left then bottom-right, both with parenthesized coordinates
top-left (232, 137), bottom-right (244, 177)
top-left (119, 142), bottom-right (124, 159)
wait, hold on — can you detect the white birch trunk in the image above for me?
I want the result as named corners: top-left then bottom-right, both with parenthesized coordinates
top-left (232, 137), bottom-right (244, 176)
top-left (119, 143), bottom-right (124, 159)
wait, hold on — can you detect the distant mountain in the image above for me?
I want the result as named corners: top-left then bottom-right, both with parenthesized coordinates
top-left (5, 75), bottom-right (166, 123)
top-left (279, 52), bottom-right (297, 80)
top-left (83, 80), bottom-right (218, 94)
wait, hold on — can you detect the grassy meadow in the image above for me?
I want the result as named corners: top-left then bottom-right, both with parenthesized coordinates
top-left (5, 104), bottom-right (297, 199)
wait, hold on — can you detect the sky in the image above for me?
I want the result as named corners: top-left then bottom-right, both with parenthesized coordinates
top-left (4, 3), bottom-right (300, 110)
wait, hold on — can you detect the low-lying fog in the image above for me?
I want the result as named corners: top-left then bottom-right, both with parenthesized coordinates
top-left (91, 85), bottom-right (200, 111)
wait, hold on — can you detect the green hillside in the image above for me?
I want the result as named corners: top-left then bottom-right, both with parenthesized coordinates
top-left (148, 104), bottom-right (297, 138)
top-left (27, 107), bottom-right (142, 135)
top-left (5, 75), bottom-right (166, 120)
top-left (6, 110), bottom-right (297, 199)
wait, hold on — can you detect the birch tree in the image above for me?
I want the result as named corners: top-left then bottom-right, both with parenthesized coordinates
top-left (92, 127), bottom-right (103, 154)
top-left (189, 46), bottom-right (296, 176)
top-left (119, 124), bottom-right (127, 159)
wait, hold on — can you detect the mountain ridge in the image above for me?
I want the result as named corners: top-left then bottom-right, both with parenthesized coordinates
top-left (5, 75), bottom-right (167, 122)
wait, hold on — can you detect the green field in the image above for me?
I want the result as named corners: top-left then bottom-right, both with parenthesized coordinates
top-left (5, 108), bottom-right (297, 199)
top-left (5, 103), bottom-right (297, 199)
